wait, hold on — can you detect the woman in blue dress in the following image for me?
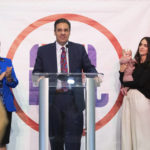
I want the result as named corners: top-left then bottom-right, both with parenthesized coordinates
top-left (0, 57), bottom-right (18, 150)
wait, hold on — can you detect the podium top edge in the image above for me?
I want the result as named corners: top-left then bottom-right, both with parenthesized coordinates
top-left (32, 72), bottom-right (104, 76)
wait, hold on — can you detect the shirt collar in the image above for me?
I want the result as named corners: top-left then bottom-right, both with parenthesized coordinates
top-left (56, 41), bottom-right (68, 52)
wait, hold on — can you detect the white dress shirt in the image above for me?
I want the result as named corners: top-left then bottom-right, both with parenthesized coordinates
top-left (56, 42), bottom-right (69, 73)
top-left (56, 42), bottom-right (69, 89)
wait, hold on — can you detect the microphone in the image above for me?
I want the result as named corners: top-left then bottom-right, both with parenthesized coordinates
top-left (66, 44), bottom-right (69, 49)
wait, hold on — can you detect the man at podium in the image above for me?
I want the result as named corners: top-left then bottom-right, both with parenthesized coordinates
top-left (33, 18), bottom-right (98, 150)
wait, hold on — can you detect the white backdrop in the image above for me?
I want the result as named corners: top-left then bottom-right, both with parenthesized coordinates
top-left (0, 0), bottom-right (150, 150)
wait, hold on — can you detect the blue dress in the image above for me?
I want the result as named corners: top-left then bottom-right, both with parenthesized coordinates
top-left (0, 57), bottom-right (18, 146)
top-left (0, 57), bottom-right (18, 112)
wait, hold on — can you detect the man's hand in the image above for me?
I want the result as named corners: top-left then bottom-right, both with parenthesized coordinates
top-left (37, 76), bottom-right (45, 82)
top-left (94, 76), bottom-right (102, 87)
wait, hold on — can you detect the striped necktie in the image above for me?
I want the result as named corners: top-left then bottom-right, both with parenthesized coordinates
top-left (61, 47), bottom-right (68, 73)
top-left (60, 47), bottom-right (68, 91)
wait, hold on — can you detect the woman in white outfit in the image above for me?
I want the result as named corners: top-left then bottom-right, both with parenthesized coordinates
top-left (119, 37), bottom-right (150, 150)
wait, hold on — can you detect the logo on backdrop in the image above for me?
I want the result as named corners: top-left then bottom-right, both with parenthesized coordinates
top-left (7, 14), bottom-right (123, 132)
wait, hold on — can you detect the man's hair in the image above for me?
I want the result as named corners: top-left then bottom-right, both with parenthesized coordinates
top-left (54, 18), bottom-right (71, 31)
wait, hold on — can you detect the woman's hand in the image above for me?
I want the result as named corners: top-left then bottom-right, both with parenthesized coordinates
top-left (5, 67), bottom-right (13, 82)
top-left (0, 72), bottom-right (6, 80)
top-left (120, 64), bottom-right (127, 72)
top-left (5, 67), bottom-right (12, 78)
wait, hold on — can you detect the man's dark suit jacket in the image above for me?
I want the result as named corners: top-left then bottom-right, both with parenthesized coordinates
top-left (33, 41), bottom-right (97, 112)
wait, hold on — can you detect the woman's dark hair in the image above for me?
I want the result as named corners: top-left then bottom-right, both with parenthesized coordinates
top-left (54, 18), bottom-right (71, 31)
top-left (134, 37), bottom-right (150, 64)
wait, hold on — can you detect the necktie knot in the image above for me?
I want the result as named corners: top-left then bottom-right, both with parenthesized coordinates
top-left (61, 46), bottom-right (65, 52)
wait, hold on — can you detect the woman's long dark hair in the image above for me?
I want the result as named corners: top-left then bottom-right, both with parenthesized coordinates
top-left (134, 37), bottom-right (150, 64)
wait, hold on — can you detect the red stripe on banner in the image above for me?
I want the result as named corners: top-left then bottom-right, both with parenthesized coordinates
top-left (82, 92), bottom-right (123, 136)
top-left (13, 93), bottom-right (39, 131)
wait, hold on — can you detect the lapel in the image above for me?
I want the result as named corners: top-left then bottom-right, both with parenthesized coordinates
top-left (68, 42), bottom-right (74, 73)
top-left (50, 42), bottom-right (57, 73)
top-left (51, 42), bottom-right (76, 73)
